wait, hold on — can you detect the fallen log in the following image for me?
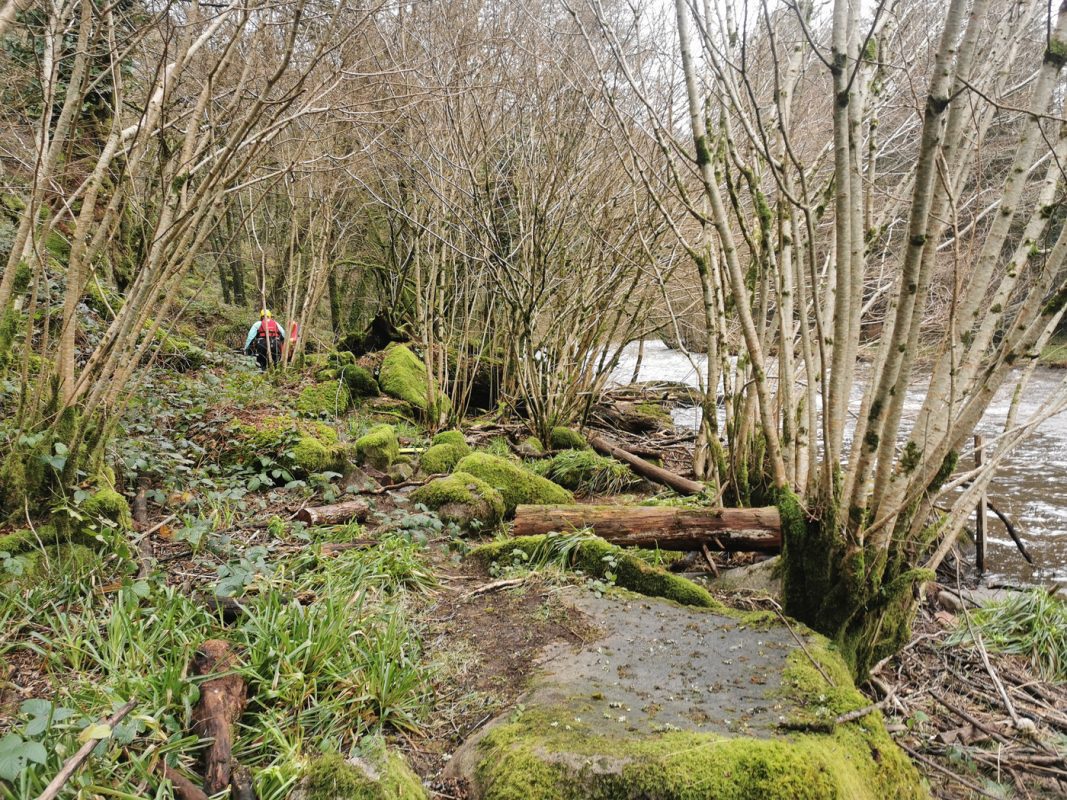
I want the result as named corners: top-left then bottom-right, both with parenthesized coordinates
top-left (159, 765), bottom-right (210, 800)
top-left (294, 499), bottom-right (370, 526)
top-left (511, 504), bottom-right (781, 553)
top-left (587, 433), bottom-right (704, 495)
top-left (191, 640), bottom-right (246, 794)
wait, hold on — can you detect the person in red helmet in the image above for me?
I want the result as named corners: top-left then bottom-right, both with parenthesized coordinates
top-left (243, 309), bottom-right (285, 369)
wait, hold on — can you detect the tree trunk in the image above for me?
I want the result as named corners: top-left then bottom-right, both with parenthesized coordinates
top-left (191, 640), bottom-right (246, 795)
top-left (294, 499), bottom-right (370, 526)
top-left (587, 434), bottom-right (704, 495)
top-left (511, 504), bottom-right (781, 552)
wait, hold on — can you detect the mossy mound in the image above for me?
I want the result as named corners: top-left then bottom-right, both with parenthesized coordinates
top-left (378, 345), bottom-right (442, 418)
top-left (517, 436), bottom-right (545, 457)
top-left (420, 442), bottom-right (470, 474)
top-left (410, 472), bottom-right (505, 531)
top-left (342, 365), bottom-right (380, 397)
top-left (541, 450), bottom-right (639, 496)
top-left (448, 591), bottom-right (925, 800)
top-left (549, 426), bottom-right (588, 450)
top-left (292, 742), bottom-right (426, 800)
top-left (472, 534), bottom-right (718, 609)
top-left (355, 424), bottom-right (400, 470)
top-left (227, 416), bottom-right (347, 476)
top-left (1, 543), bottom-right (100, 589)
top-left (152, 331), bottom-right (210, 372)
top-left (431, 429), bottom-right (467, 448)
top-left (297, 381), bottom-right (352, 417)
top-left (453, 453), bottom-right (573, 516)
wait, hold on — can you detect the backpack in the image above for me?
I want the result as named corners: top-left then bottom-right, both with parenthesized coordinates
top-left (257, 318), bottom-right (281, 339)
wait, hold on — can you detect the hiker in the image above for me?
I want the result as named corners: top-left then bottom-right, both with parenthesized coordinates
top-left (243, 309), bottom-right (286, 369)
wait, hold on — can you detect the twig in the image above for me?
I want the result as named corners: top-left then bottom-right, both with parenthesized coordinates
top-left (768, 600), bottom-right (836, 687)
top-left (835, 691), bottom-right (892, 726)
top-left (144, 514), bottom-right (178, 536)
top-left (931, 691), bottom-right (1012, 745)
top-left (700, 543), bottom-right (720, 578)
top-left (898, 743), bottom-right (1004, 800)
top-left (37, 700), bottom-right (139, 800)
top-left (371, 473), bottom-right (447, 494)
top-left (462, 577), bottom-right (527, 599)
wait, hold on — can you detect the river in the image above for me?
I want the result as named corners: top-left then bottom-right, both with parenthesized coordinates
top-left (610, 340), bottom-right (1067, 587)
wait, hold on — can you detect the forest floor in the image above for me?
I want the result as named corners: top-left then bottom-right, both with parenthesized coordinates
top-left (0, 340), bottom-right (1064, 799)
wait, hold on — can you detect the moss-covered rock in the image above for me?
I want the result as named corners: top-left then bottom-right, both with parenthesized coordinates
top-left (355, 424), bottom-right (399, 470)
top-left (341, 365), bottom-right (380, 398)
top-left (431, 430), bottom-right (467, 448)
top-left (152, 331), bottom-right (210, 372)
top-left (453, 453), bottom-right (573, 516)
top-left (227, 415), bottom-right (347, 476)
top-left (378, 344), bottom-right (447, 419)
top-left (420, 442), bottom-right (470, 474)
top-left (472, 534), bottom-right (718, 608)
top-left (517, 436), bottom-right (545, 457)
top-left (448, 591), bottom-right (925, 800)
top-left (411, 472), bottom-right (505, 530)
top-left (297, 381), bottom-right (352, 417)
top-left (549, 426), bottom-right (588, 450)
top-left (292, 741), bottom-right (426, 800)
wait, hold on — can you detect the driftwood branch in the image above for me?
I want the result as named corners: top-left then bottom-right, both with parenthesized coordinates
top-left (191, 640), bottom-right (247, 794)
top-left (294, 499), bottom-right (370, 526)
top-left (37, 700), bottom-right (138, 800)
top-left (588, 433), bottom-right (705, 495)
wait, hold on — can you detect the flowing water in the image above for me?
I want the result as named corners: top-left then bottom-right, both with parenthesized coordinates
top-left (610, 340), bottom-right (1067, 587)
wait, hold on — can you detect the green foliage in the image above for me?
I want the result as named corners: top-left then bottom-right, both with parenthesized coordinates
top-left (541, 450), bottom-right (639, 496)
top-left (355, 424), bottom-right (400, 469)
top-left (453, 453), bottom-right (573, 515)
top-left (419, 442), bottom-right (469, 474)
top-left (549, 426), bottom-right (588, 450)
top-left (409, 472), bottom-right (505, 530)
top-left (340, 364), bottom-right (380, 397)
top-left (297, 381), bottom-right (352, 417)
top-left (472, 533), bottom-right (720, 609)
top-left (945, 589), bottom-right (1066, 681)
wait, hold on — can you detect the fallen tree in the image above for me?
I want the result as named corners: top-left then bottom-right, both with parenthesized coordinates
top-left (511, 504), bottom-right (781, 552)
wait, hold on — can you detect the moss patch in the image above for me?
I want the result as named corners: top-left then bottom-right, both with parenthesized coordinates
top-left (549, 426), bottom-right (588, 450)
top-left (541, 450), bottom-right (639, 496)
top-left (420, 442), bottom-right (470, 474)
top-left (378, 345), bottom-right (445, 419)
top-left (355, 424), bottom-right (400, 470)
top-left (471, 535), bottom-right (719, 609)
top-left (227, 415), bottom-right (347, 476)
top-left (294, 742), bottom-right (426, 800)
top-left (81, 486), bottom-right (133, 530)
top-left (410, 471), bottom-right (505, 530)
top-left (431, 429), bottom-right (466, 448)
top-left (297, 381), bottom-right (352, 416)
top-left (453, 453), bottom-right (573, 515)
top-left (470, 703), bottom-right (924, 800)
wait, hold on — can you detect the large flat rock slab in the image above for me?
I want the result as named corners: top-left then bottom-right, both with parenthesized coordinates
top-left (447, 588), bottom-right (927, 800)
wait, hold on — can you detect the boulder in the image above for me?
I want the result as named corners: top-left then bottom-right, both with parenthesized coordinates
top-left (453, 453), bottom-right (573, 516)
top-left (355, 425), bottom-right (400, 470)
top-left (410, 472), bottom-right (505, 531)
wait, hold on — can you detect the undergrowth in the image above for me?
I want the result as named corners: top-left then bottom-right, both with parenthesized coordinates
top-left (945, 588), bottom-right (1066, 682)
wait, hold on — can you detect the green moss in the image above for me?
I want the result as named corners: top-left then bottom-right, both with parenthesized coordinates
top-left (81, 487), bottom-right (133, 529)
top-left (472, 535), bottom-right (720, 609)
top-left (3, 543), bottom-right (100, 589)
top-left (355, 424), bottom-right (399, 470)
top-left (453, 453), bottom-right (573, 515)
top-left (519, 436), bottom-right (545, 455)
top-left (342, 365), bottom-right (380, 397)
top-left (549, 427), bottom-right (588, 450)
top-left (472, 692), bottom-right (923, 800)
top-left (297, 381), bottom-right (352, 417)
top-left (410, 472), bottom-right (505, 530)
top-left (634, 401), bottom-right (672, 425)
top-left (293, 436), bottom-right (347, 474)
top-left (153, 331), bottom-right (209, 372)
top-left (378, 345), bottom-right (444, 418)
top-left (227, 415), bottom-right (345, 477)
top-left (297, 742), bottom-right (426, 799)
top-left (431, 430), bottom-right (467, 447)
top-left (420, 442), bottom-right (469, 474)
